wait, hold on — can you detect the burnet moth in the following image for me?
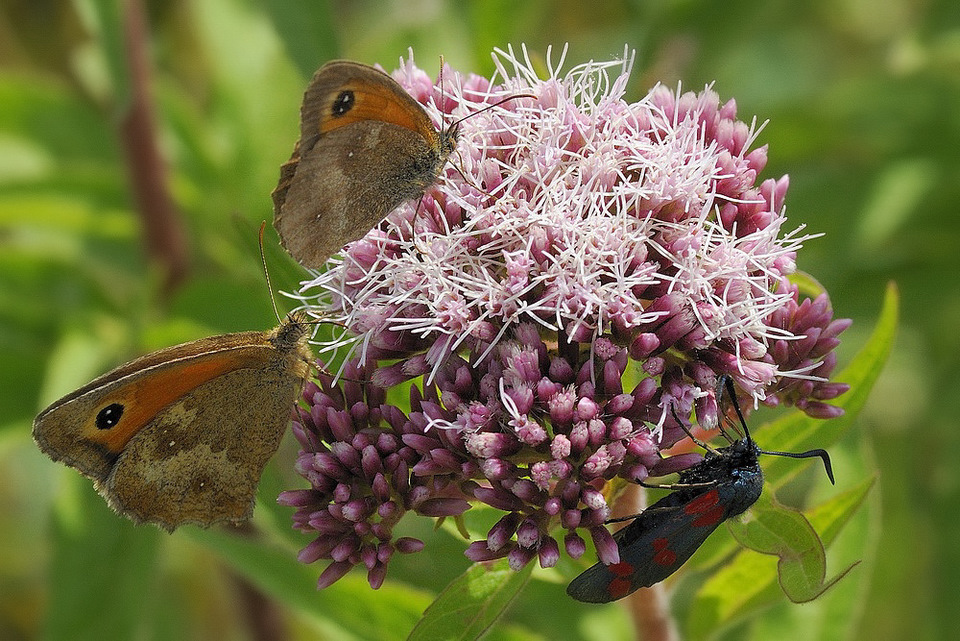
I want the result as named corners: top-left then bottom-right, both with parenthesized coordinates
top-left (566, 376), bottom-right (834, 603)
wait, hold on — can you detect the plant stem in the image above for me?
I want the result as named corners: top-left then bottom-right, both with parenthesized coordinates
top-left (119, 0), bottom-right (189, 297)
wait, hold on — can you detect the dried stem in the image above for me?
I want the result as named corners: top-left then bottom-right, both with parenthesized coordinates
top-left (119, 0), bottom-right (189, 296)
top-left (230, 523), bottom-right (288, 641)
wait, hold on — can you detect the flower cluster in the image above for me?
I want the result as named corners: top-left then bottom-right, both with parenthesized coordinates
top-left (279, 46), bottom-right (850, 590)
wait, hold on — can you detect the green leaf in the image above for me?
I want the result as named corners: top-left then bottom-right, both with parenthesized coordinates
top-left (408, 559), bottom-right (533, 641)
top-left (42, 475), bottom-right (162, 641)
top-left (806, 476), bottom-right (876, 548)
top-left (727, 493), bottom-right (858, 603)
top-left (185, 526), bottom-right (431, 641)
top-left (685, 478), bottom-right (875, 639)
top-left (687, 546), bottom-right (782, 641)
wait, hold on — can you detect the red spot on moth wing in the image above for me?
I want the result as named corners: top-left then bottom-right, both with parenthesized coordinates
top-left (652, 537), bottom-right (677, 566)
top-left (607, 562), bottom-right (637, 599)
top-left (608, 577), bottom-right (633, 600)
top-left (691, 503), bottom-right (726, 527)
top-left (684, 489), bottom-right (720, 515)
top-left (684, 489), bottom-right (726, 527)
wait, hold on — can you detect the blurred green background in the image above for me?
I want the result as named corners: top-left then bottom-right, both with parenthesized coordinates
top-left (0, 0), bottom-right (953, 639)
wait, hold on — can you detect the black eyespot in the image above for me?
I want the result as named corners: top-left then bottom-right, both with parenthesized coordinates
top-left (95, 403), bottom-right (125, 430)
top-left (331, 90), bottom-right (355, 117)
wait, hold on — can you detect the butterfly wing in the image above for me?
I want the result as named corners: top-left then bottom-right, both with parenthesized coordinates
top-left (104, 352), bottom-right (305, 529)
top-left (274, 121), bottom-right (439, 268)
top-left (33, 319), bottom-right (311, 530)
top-left (299, 61), bottom-right (439, 144)
top-left (272, 61), bottom-right (454, 269)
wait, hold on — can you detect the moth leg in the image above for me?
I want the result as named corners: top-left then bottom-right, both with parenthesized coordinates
top-left (605, 503), bottom-right (683, 525)
top-left (670, 404), bottom-right (722, 454)
top-left (638, 479), bottom-right (717, 491)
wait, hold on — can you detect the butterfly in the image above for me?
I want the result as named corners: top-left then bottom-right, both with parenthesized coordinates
top-left (33, 313), bottom-right (312, 531)
top-left (272, 60), bottom-right (459, 269)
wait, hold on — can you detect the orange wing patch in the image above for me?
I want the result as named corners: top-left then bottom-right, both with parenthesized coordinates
top-left (319, 82), bottom-right (437, 143)
top-left (79, 349), bottom-right (270, 453)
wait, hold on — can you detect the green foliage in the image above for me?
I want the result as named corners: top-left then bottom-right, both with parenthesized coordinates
top-left (44, 476), bottom-right (163, 641)
top-left (186, 526), bottom-right (432, 641)
top-left (409, 559), bottom-right (536, 641)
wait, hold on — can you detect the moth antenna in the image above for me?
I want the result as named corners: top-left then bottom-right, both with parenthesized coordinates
top-left (720, 376), bottom-right (835, 484)
top-left (719, 375), bottom-right (752, 444)
top-left (259, 221), bottom-right (283, 324)
top-left (757, 446), bottom-right (836, 484)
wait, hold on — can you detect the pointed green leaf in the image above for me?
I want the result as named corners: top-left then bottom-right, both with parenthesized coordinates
top-left (408, 559), bottom-right (533, 641)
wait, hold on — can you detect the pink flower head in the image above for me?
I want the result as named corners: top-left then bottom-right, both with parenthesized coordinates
top-left (280, 45), bottom-right (849, 589)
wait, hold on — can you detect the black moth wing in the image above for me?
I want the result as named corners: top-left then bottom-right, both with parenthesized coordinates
top-left (566, 440), bottom-right (764, 603)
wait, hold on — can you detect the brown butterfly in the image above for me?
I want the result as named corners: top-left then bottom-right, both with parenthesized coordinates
top-left (272, 60), bottom-right (458, 269)
top-left (33, 314), bottom-right (312, 531)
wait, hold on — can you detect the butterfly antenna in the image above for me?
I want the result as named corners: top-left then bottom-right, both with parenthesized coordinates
top-left (438, 55), bottom-right (447, 127)
top-left (720, 375), bottom-right (835, 484)
top-left (256, 225), bottom-right (371, 385)
top-left (259, 221), bottom-right (283, 324)
top-left (447, 92), bottom-right (537, 131)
